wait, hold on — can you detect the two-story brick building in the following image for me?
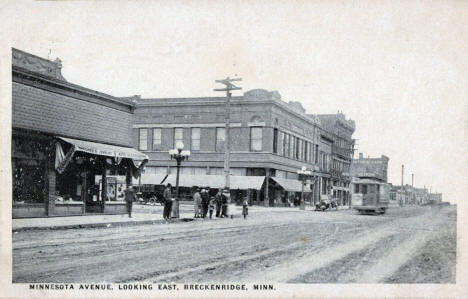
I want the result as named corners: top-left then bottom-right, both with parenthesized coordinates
top-left (350, 153), bottom-right (389, 182)
top-left (133, 89), bottom-right (355, 206)
top-left (12, 48), bottom-right (147, 218)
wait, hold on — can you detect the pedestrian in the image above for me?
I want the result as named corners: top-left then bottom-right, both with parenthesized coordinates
top-left (201, 188), bottom-right (210, 218)
top-left (215, 189), bottom-right (222, 218)
top-left (242, 198), bottom-right (249, 219)
top-left (193, 188), bottom-right (202, 218)
top-left (209, 196), bottom-right (215, 219)
top-left (221, 188), bottom-right (229, 218)
top-left (124, 185), bottom-right (137, 218)
top-left (163, 183), bottom-right (172, 220)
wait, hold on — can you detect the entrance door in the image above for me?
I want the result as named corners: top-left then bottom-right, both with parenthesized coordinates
top-left (81, 172), bottom-right (103, 213)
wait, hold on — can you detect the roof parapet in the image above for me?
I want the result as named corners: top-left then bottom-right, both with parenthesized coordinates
top-left (12, 48), bottom-right (66, 81)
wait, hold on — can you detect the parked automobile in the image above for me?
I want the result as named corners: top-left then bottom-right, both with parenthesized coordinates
top-left (315, 198), bottom-right (338, 211)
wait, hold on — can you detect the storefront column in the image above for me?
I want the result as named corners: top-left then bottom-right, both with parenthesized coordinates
top-left (264, 168), bottom-right (270, 207)
top-left (46, 168), bottom-right (55, 216)
top-left (101, 163), bottom-right (107, 213)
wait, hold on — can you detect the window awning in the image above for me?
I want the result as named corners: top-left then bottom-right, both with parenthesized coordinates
top-left (271, 177), bottom-right (311, 192)
top-left (55, 136), bottom-right (148, 174)
top-left (162, 174), bottom-right (265, 190)
top-left (132, 174), bottom-right (168, 185)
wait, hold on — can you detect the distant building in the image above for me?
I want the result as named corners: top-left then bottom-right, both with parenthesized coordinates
top-left (133, 89), bottom-right (355, 206)
top-left (350, 153), bottom-right (389, 182)
top-left (428, 193), bottom-right (443, 204)
top-left (389, 184), bottom-right (430, 206)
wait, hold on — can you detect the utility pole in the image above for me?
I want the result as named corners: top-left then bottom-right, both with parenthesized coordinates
top-left (214, 77), bottom-right (242, 190)
top-left (401, 164), bottom-right (404, 187)
top-left (411, 173), bottom-right (414, 187)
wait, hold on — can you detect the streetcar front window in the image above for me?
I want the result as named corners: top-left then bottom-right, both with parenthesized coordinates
top-left (354, 184), bottom-right (360, 193)
top-left (361, 184), bottom-right (367, 194)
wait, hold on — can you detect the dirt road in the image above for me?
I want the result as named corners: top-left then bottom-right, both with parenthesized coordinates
top-left (12, 205), bottom-right (456, 283)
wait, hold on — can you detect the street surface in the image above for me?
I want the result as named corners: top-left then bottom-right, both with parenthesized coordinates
top-left (12, 206), bottom-right (456, 283)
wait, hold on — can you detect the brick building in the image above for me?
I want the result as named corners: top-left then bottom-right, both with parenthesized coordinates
top-left (350, 153), bottom-right (389, 182)
top-left (133, 89), bottom-right (355, 206)
top-left (12, 48), bottom-right (147, 218)
top-left (316, 113), bottom-right (355, 206)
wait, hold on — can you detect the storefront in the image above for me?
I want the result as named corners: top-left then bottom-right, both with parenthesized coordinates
top-left (12, 48), bottom-right (147, 218)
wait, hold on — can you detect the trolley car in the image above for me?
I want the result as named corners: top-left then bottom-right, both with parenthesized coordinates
top-left (351, 177), bottom-right (390, 214)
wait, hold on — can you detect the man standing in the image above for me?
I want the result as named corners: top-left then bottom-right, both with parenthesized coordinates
top-left (221, 188), bottom-right (229, 218)
top-left (124, 185), bottom-right (137, 218)
top-left (215, 189), bottom-right (222, 218)
top-left (193, 188), bottom-right (202, 218)
top-left (163, 184), bottom-right (172, 220)
top-left (201, 188), bottom-right (210, 218)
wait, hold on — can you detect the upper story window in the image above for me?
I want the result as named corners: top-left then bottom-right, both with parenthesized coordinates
top-left (139, 128), bottom-right (148, 151)
top-left (250, 127), bottom-right (263, 151)
top-left (216, 127), bottom-right (225, 152)
top-left (304, 141), bottom-right (309, 162)
top-left (289, 135), bottom-right (295, 158)
top-left (297, 139), bottom-right (302, 160)
top-left (174, 128), bottom-right (183, 148)
top-left (152, 128), bottom-right (161, 150)
top-left (273, 128), bottom-right (278, 154)
top-left (191, 128), bottom-right (200, 151)
top-left (283, 133), bottom-right (290, 157)
top-left (315, 144), bottom-right (319, 164)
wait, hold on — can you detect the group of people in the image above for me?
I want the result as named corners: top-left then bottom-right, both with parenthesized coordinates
top-left (193, 187), bottom-right (249, 219)
top-left (124, 183), bottom-right (249, 220)
top-left (192, 188), bottom-right (231, 219)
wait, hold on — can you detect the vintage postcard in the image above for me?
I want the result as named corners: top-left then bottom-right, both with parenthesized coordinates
top-left (0, 1), bottom-right (467, 298)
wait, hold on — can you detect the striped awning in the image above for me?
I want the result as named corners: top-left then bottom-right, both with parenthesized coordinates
top-left (271, 177), bottom-right (311, 192)
top-left (55, 136), bottom-right (148, 174)
top-left (162, 174), bottom-right (265, 190)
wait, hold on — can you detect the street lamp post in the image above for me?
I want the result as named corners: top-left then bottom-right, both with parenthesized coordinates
top-left (169, 142), bottom-right (190, 201)
top-left (297, 166), bottom-right (312, 210)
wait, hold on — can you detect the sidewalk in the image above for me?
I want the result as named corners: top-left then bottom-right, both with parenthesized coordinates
top-left (12, 204), bottom-right (351, 232)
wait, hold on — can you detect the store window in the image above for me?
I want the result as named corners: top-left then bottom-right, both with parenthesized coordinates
top-left (250, 127), bottom-right (262, 151)
top-left (216, 127), bottom-right (225, 152)
top-left (152, 128), bottom-right (161, 150)
top-left (139, 128), bottom-right (148, 151)
top-left (191, 128), bottom-right (200, 151)
top-left (174, 128), bottom-right (183, 148)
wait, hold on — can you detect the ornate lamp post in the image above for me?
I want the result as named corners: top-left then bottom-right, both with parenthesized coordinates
top-left (169, 142), bottom-right (190, 201)
top-left (297, 166), bottom-right (312, 210)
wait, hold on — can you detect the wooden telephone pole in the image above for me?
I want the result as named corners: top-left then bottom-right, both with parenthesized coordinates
top-left (214, 77), bottom-right (242, 190)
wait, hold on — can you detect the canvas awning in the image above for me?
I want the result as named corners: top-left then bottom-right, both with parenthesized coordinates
top-left (271, 177), bottom-right (311, 192)
top-left (55, 136), bottom-right (148, 174)
top-left (132, 174), bottom-right (167, 185)
top-left (162, 175), bottom-right (265, 190)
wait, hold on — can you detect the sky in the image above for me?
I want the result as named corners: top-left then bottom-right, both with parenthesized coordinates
top-left (1, 0), bottom-right (467, 204)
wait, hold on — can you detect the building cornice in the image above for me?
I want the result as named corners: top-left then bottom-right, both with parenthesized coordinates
top-left (13, 66), bottom-right (135, 113)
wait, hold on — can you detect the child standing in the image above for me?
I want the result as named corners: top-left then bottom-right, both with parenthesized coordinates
top-left (209, 197), bottom-right (215, 219)
top-left (242, 198), bottom-right (249, 219)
